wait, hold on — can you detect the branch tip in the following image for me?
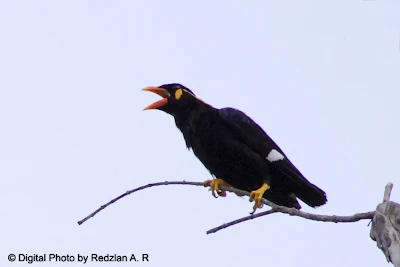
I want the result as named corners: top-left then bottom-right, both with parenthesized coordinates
top-left (383, 183), bottom-right (393, 202)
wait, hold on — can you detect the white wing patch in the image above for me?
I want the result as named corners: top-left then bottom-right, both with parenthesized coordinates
top-left (266, 149), bottom-right (285, 162)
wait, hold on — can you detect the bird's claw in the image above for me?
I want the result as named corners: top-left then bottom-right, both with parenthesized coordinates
top-left (249, 183), bottom-right (270, 214)
top-left (203, 178), bottom-right (229, 198)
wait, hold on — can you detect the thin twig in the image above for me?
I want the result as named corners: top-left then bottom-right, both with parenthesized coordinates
top-left (207, 209), bottom-right (278, 234)
top-left (78, 180), bottom-right (375, 234)
top-left (77, 181), bottom-right (203, 225)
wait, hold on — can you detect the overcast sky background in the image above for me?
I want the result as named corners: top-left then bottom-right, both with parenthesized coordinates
top-left (1, 1), bottom-right (399, 266)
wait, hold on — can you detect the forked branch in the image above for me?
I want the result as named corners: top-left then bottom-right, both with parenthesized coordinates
top-left (77, 180), bottom-right (375, 234)
top-left (78, 181), bottom-right (399, 266)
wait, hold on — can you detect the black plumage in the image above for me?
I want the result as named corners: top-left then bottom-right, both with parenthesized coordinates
top-left (143, 83), bottom-right (327, 210)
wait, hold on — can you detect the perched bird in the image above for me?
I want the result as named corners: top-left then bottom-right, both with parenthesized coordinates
top-left (142, 83), bottom-right (327, 212)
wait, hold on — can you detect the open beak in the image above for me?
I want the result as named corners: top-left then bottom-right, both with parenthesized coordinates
top-left (142, 86), bottom-right (171, 110)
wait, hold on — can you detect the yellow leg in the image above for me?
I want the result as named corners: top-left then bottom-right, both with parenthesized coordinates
top-left (203, 178), bottom-right (231, 197)
top-left (249, 183), bottom-right (270, 213)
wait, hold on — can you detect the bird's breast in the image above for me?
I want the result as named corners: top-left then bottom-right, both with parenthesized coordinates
top-left (185, 110), bottom-right (230, 166)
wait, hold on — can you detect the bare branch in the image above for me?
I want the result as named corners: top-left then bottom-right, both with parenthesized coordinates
top-left (260, 207), bottom-right (374, 223)
top-left (77, 180), bottom-right (277, 225)
top-left (78, 180), bottom-right (375, 233)
top-left (78, 181), bottom-right (204, 225)
top-left (208, 208), bottom-right (375, 234)
top-left (208, 184), bottom-right (375, 234)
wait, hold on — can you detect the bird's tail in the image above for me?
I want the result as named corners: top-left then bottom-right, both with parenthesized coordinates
top-left (293, 179), bottom-right (327, 208)
top-left (272, 161), bottom-right (327, 208)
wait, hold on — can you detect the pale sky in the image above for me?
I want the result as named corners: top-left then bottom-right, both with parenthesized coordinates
top-left (1, 1), bottom-right (400, 266)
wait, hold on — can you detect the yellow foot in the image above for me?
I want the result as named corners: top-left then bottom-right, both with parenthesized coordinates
top-left (249, 183), bottom-right (270, 213)
top-left (203, 178), bottom-right (231, 198)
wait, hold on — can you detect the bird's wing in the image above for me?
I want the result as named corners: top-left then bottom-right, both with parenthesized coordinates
top-left (218, 108), bottom-right (286, 159)
top-left (218, 107), bottom-right (327, 207)
top-left (218, 107), bottom-right (305, 181)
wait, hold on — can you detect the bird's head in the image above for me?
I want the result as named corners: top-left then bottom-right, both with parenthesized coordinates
top-left (142, 83), bottom-right (201, 116)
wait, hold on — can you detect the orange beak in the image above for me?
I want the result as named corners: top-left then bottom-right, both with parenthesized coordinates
top-left (142, 86), bottom-right (171, 110)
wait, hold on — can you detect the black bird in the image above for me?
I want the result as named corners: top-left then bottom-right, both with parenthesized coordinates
top-left (142, 83), bottom-right (327, 212)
